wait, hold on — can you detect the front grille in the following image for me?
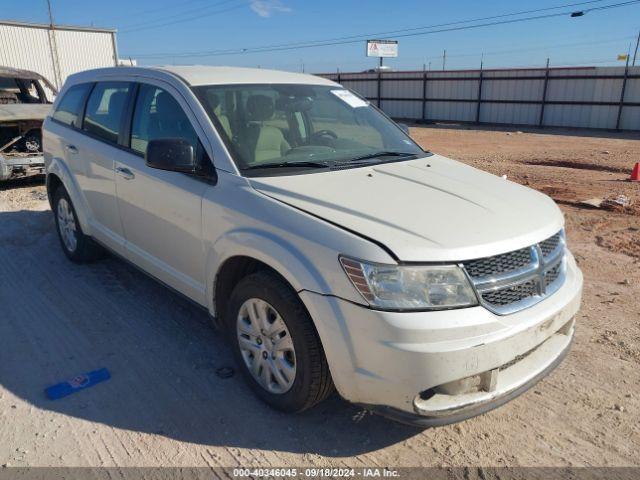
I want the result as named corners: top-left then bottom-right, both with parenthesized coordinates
top-left (465, 247), bottom-right (532, 279)
top-left (540, 232), bottom-right (562, 258)
top-left (544, 261), bottom-right (562, 288)
top-left (463, 230), bottom-right (566, 315)
top-left (482, 280), bottom-right (538, 306)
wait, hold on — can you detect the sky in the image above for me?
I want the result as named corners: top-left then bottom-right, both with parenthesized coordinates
top-left (3, 0), bottom-right (640, 73)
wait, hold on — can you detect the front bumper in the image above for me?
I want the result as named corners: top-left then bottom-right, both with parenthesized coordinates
top-left (299, 252), bottom-right (583, 426)
top-left (366, 320), bottom-right (573, 427)
top-left (0, 154), bottom-right (45, 180)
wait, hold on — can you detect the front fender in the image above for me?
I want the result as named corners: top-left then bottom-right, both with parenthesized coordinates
top-left (46, 156), bottom-right (92, 236)
top-left (205, 227), bottom-right (335, 316)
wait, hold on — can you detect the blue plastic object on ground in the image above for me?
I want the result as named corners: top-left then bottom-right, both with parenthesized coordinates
top-left (45, 368), bottom-right (111, 400)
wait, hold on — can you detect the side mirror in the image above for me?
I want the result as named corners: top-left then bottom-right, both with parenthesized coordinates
top-left (397, 123), bottom-right (410, 135)
top-left (145, 138), bottom-right (196, 173)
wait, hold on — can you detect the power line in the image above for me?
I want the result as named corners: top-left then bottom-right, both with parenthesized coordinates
top-left (121, 3), bottom-right (248, 33)
top-left (119, 0), bottom-right (243, 32)
top-left (420, 35), bottom-right (636, 62)
top-left (128, 0), bottom-right (611, 49)
top-left (252, 0), bottom-right (640, 55)
top-left (247, 0), bottom-right (615, 51)
top-left (99, 0), bottom-right (215, 24)
top-left (127, 0), bottom-right (640, 58)
top-left (149, 37), bottom-right (635, 67)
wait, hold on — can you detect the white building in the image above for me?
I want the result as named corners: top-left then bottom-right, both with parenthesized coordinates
top-left (0, 20), bottom-right (118, 90)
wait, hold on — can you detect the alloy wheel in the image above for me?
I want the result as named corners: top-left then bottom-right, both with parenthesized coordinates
top-left (57, 198), bottom-right (77, 253)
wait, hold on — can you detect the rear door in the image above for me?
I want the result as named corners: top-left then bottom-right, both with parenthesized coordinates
top-left (74, 81), bottom-right (133, 253)
top-left (114, 81), bottom-right (210, 303)
top-left (48, 81), bottom-right (131, 254)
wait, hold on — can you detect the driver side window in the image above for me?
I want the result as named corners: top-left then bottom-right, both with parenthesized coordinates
top-left (130, 84), bottom-right (200, 158)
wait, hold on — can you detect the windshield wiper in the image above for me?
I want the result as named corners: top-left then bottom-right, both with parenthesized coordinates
top-left (241, 152), bottom-right (419, 171)
top-left (338, 151), bottom-right (419, 164)
top-left (241, 160), bottom-right (330, 170)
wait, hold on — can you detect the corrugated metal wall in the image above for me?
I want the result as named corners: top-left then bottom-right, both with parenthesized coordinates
top-left (0, 21), bottom-right (117, 91)
top-left (320, 66), bottom-right (640, 131)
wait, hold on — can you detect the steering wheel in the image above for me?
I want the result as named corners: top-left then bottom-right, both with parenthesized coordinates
top-left (311, 129), bottom-right (338, 141)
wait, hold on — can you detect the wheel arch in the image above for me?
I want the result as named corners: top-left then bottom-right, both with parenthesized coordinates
top-left (46, 172), bottom-right (62, 208)
top-left (205, 229), bottom-right (334, 325)
top-left (46, 158), bottom-right (92, 235)
top-left (212, 256), bottom-right (294, 329)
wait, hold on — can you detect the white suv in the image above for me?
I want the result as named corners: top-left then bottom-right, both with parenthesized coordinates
top-left (43, 66), bottom-right (582, 426)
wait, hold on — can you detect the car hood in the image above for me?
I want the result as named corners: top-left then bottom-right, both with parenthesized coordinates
top-left (249, 154), bottom-right (564, 262)
top-left (0, 104), bottom-right (51, 123)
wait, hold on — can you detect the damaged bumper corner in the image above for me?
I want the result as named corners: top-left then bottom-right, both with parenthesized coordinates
top-left (377, 319), bottom-right (574, 427)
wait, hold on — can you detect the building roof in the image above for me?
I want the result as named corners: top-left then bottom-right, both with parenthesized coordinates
top-left (0, 19), bottom-right (116, 33)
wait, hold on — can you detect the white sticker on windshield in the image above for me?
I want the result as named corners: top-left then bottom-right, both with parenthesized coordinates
top-left (331, 89), bottom-right (368, 108)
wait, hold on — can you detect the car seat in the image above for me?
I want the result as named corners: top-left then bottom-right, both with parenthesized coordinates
top-left (245, 94), bottom-right (290, 164)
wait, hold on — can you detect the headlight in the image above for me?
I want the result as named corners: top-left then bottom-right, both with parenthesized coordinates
top-left (340, 256), bottom-right (478, 310)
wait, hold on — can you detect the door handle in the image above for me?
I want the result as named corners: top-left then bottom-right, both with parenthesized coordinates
top-left (65, 144), bottom-right (78, 154)
top-left (115, 166), bottom-right (135, 180)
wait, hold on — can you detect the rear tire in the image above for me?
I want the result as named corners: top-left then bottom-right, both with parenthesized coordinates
top-left (227, 271), bottom-right (334, 412)
top-left (53, 186), bottom-right (104, 263)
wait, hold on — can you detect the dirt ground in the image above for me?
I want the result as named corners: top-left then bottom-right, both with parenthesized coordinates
top-left (0, 125), bottom-right (638, 469)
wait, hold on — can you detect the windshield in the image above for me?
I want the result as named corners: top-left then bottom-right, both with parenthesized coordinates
top-left (193, 83), bottom-right (425, 175)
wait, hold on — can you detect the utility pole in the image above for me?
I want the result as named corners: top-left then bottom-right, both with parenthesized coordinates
top-left (442, 49), bottom-right (447, 71)
top-left (633, 28), bottom-right (639, 66)
top-left (46, 0), bottom-right (62, 89)
top-left (616, 50), bottom-right (630, 130)
top-left (539, 57), bottom-right (551, 127)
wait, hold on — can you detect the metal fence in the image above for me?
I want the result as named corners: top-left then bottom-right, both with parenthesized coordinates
top-left (319, 66), bottom-right (640, 131)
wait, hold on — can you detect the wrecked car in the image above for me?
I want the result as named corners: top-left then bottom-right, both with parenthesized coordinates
top-left (0, 67), bottom-right (56, 181)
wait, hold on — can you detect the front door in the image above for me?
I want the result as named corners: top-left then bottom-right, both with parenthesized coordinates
top-left (115, 82), bottom-right (210, 303)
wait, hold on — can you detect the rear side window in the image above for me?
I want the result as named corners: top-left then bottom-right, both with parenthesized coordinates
top-left (82, 82), bottom-right (131, 144)
top-left (130, 84), bottom-right (199, 156)
top-left (52, 83), bottom-right (91, 127)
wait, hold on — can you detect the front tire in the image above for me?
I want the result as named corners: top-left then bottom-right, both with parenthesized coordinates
top-left (227, 271), bottom-right (334, 412)
top-left (53, 186), bottom-right (104, 263)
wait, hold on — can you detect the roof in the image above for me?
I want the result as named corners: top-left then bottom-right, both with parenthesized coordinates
top-left (63, 65), bottom-right (339, 92)
top-left (1, 66), bottom-right (46, 80)
top-left (0, 19), bottom-right (116, 33)
top-left (0, 66), bottom-right (57, 93)
top-left (154, 65), bottom-right (338, 87)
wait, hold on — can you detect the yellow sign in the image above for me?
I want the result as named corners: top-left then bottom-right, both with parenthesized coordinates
top-left (618, 54), bottom-right (629, 61)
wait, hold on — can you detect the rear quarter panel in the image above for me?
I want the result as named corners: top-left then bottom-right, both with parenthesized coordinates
top-left (43, 118), bottom-right (93, 235)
